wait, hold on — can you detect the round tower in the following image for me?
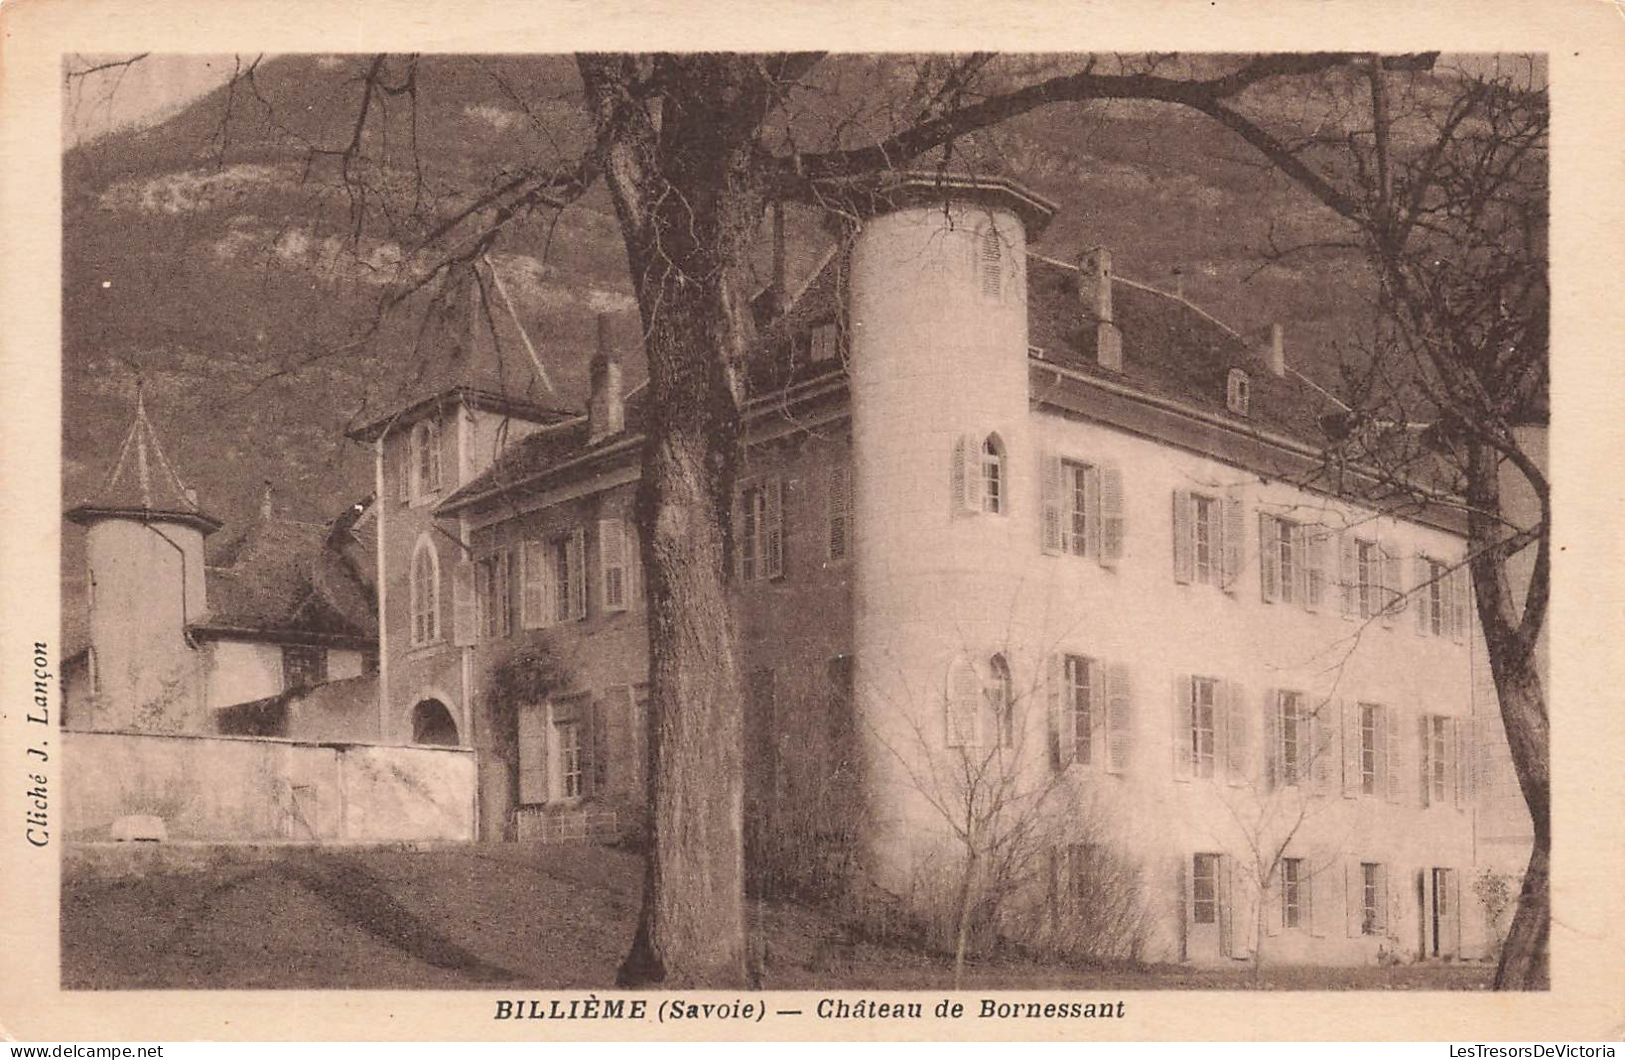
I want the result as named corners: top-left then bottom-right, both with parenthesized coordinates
top-left (65, 390), bottom-right (219, 731)
top-left (842, 173), bottom-right (1057, 894)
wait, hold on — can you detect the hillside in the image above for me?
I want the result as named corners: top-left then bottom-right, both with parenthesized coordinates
top-left (59, 55), bottom-right (1373, 647)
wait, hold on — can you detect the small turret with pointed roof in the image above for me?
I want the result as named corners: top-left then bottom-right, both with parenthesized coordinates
top-left (65, 383), bottom-right (222, 534)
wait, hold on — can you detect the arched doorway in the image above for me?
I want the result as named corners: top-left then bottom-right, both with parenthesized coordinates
top-left (411, 698), bottom-right (459, 746)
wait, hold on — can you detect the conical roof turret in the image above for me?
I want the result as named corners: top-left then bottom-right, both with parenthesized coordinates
top-left (65, 384), bottom-right (222, 534)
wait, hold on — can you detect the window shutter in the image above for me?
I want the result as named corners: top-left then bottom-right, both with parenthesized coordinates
top-left (1082, 465), bottom-right (1104, 558)
top-left (1259, 514), bottom-right (1280, 603)
top-left (1339, 532), bottom-right (1358, 618)
top-left (431, 419), bottom-right (447, 491)
top-left (1376, 863), bottom-right (1390, 933)
top-left (1414, 557), bottom-right (1431, 635)
top-left (1225, 680), bottom-right (1249, 786)
top-left (1341, 699), bottom-right (1360, 798)
top-left (1213, 679), bottom-right (1230, 784)
top-left (1384, 705), bottom-right (1404, 804)
top-left (1046, 654), bottom-right (1069, 771)
top-left (1381, 546), bottom-right (1402, 626)
top-left (517, 703), bottom-right (548, 804)
top-left (589, 697), bottom-right (609, 797)
top-left (1418, 714), bottom-right (1433, 808)
top-left (1218, 853), bottom-right (1235, 958)
top-left (1220, 495), bottom-right (1245, 591)
top-left (396, 443), bottom-right (411, 502)
top-left (1105, 662), bottom-right (1132, 774)
top-left (1462, 565), bottom-right (1475, 640)
top-left (1303, 526), bottom-right (1325, 611)
top-left (828, 463), bottom-right (852, 562)
top-left (1171, 491), bottom-right (1194, 584)
top-left (1171, 675), bottom-right (1193, 782)
top-left (1264, 868), bottom-right (1281, 937)
top-left (497, 551), bottom-right (512, 637)
top-left (1040, 455), bottom-right (1063, 555)
top-left (1308, 856), bottom-right (1328, 938)
top-left (1087, 658), bottom-right (1106, 768)
top-left (1099, 466), bottom-right (1124, 566)
top-left (1174, 856), bottom-right (1190, 961)
top-left (1344, 859), bottom-right (1361, 938)
top-left (628, 524), bottom-right (644, 610)
top-left (952, 435), bottom-right (980, 514)
top-left (599, 518), bottom-right (628, 612)
top-left (1311, 704), bottom-right (1335, 796)
top-left (1462, 715), bottom-right (1475, 806)
top-left (451, 558), bottom-right (477, 646)
top-left (1263, 690), bottom-right (1280, 792)
top-left (568, 528), bottom-right (587, 620)
top-left (1458, 716), bottom-right (1478, 807)
top-left (946, 660), bottom-right (978, 748)
top-left (764, 477), bottom-right (785, 579)
top-left (1449, 869), bottom-right (1464, 956)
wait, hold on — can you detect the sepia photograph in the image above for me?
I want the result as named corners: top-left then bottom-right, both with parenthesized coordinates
top-left (51, 49), bottom-right (1548, 993)
top-left (3, 1), bottom-right (1622, 1042)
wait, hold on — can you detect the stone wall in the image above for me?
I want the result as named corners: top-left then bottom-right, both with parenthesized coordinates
top-left (63, 729), bottom-right (475, 843)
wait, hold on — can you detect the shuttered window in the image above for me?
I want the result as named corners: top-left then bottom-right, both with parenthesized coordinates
top-left (520, 530), bottom-right (586, 628)
top-left (737, 479), bottom-right (786, 581)
top-left (1174, 490), bottom-right (1244, 589)
top-left (1041, 455), bottom-right (1124, 565)
top-left (474, 550), bottom-right (512, 640)
top-left (986, 654), bottom-right (1014, 749)
top-left (1260, 513), bottom-right (1324, 608)
top-left (599, 518), bottom-right (630, 612)
top-left (1281, 857), bottom-right (1307, 929)
top-left (981, 436), bottom-right (1005, 514)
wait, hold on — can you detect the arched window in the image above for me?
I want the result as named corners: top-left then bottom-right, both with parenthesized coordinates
top-left (981, 434), bottom-right (1006, 514)
top-left (411, 535), bottom-right (441, 646)
top-left (976, 225), bottom-right (1003, 300)
top-left (986, 654), bottom-right (1014, 748)
top-left (410, 419), bottom-right (441, 498)
top-left (1227, 368), bottom-right (1251, 416)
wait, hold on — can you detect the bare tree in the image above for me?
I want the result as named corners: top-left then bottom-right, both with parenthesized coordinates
top-left (1225, 56), bottom-right (1549, 987)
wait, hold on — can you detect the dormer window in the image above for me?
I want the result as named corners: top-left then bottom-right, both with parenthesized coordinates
top-left (1227, 369), bottom-right (1251, 416)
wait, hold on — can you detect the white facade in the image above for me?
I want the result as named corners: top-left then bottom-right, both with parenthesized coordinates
top-left (843, 185), bottom-right (1506, 966)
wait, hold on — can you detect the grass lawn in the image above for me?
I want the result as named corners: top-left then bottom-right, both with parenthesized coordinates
top-left (61, 842), bottom-right (1495, 991)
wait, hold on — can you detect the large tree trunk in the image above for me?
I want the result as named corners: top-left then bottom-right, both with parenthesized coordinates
top-left (583, 55), bottom-right (771, 989)
top-left (1465, 441), bottom-right (1550, 989)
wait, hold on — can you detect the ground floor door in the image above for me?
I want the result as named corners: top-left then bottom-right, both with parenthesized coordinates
top-left (1421, 866), bottom-right (1461, 959)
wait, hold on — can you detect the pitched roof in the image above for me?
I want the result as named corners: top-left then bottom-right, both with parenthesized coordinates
top-left (64, 386), bottom-right (222, 533)
top-left (1026, 255), bottom-right (1331, 446)
top-left (346, 259), bottom-right (581, 441)
top-left (194, 503), bottom-right (377, 645)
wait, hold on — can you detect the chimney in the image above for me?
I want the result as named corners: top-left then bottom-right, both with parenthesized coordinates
top-left (260, 480), bottom-right (274, 520)
top-left (1079, 247), bottom-right (1123, 371)
top-left (1171, 266), bottom-right (1184, 300)
top-left (1266, 322), bottom-right (1286, 377)
top-left (588, 314), bottom-right (624, 443)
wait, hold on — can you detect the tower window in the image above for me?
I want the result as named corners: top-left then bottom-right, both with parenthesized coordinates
top-left (981, 435), bottom-right (1005, 514)
top-left (410, 535), bottom-right (442, 646)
